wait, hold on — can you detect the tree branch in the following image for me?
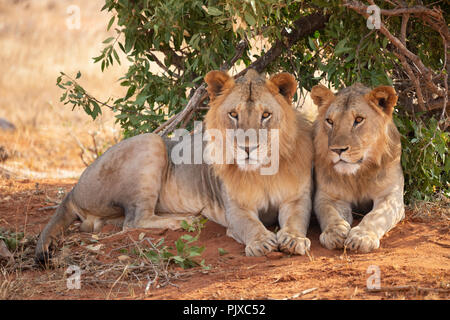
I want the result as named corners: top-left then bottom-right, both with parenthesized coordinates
top-left (344, 0), bottom-right (448, 114)
top-left (154, 12), bottom-right (330, 136)
top-left (235, 12), bottom-right (330, 77)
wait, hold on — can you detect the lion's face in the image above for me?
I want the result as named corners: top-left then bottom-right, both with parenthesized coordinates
top-left (204, 69), bottom-right (297, 172)
top-left (311, 83), bottom-right (398, 175)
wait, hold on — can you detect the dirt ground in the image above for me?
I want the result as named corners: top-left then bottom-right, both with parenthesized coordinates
top-left (0, 176), bottom-right (448, 300)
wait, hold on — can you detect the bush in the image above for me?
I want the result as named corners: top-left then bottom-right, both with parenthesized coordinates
top-left (394, 115), bottom-right (449, 203)
top-left (57, 0), bottom-right (449, 202)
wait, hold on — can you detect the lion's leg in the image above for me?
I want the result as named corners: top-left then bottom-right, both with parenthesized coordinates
top-left (315, 191), bottom-right (352, 250)
top-left (80, 215), bottom-right (105, 233)
top-left (277, 190), bottom-right (312, 255)
top-left (130, 213), bottom-right (190, 230)
top-left (345, 186), bottom-right (404, 253)
top-left (122, 194), bottom-right (193, 231)
top-left (225, 201), bottom-right (278, 257)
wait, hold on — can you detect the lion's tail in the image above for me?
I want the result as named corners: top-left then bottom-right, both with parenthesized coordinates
top-left (35, 190), bottom-right (78, 265)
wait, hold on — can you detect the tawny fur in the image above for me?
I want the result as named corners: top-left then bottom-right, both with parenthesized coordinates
top-left (311, 83), bottom-right (405, 253)
top-left (35, 70), bottom-right (313, 263)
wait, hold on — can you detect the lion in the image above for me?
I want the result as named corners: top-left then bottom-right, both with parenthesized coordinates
top-left (310, 83), bottom-right (405, 253)
top-left (35, 69), bottom-right (314, 263)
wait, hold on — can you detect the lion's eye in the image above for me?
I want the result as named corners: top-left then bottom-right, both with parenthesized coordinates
top-left (326, 118), bottom-right (333, 125)
top-left (262, 112), bottom-right (271, 120)
top-left (354, 116), bottom-right (364, 125)
top-left (229, 111), bottom-right (238, 119)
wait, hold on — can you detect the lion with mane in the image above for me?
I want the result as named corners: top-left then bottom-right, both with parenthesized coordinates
top-left (35, 69), bottom-right (314, 262)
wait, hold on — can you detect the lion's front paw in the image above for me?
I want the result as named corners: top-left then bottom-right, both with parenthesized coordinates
top-left (344, 227), bottom-right (380, 253)
top-left (245, 232), bottom-right (278, 257)
top-left (276, 229), bottom-right (310, 255)
top-left (319, 220), bottom-right (351, 250)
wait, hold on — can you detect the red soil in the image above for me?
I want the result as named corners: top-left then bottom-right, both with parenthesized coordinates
top-left (0, 177), bottom-right (448, 300)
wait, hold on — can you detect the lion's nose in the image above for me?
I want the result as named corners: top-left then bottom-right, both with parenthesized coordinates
top-left (331, 147), bottom-right (349, 155)
top-left (239, 145), bottom-right (258, 155)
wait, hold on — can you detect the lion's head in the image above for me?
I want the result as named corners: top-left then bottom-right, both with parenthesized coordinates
top-left (204, 69), bottom-right (299, 174)
top-left (311, 83), bottom-right (401, 176)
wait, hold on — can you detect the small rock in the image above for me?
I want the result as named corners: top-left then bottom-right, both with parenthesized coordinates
top-left (0, 118), bottom-right (15, 131)
top-left (85, 244), bottom-right (103, 252)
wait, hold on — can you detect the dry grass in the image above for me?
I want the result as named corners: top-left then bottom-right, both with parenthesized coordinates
top-left (408, 196), bottom-right (450, 223)
top-left (0, 0), bottom-right (319, 179)
top-left (0, 0), bottom-right (127, 178)
top-left (0, 225), bottom-right (195, 299)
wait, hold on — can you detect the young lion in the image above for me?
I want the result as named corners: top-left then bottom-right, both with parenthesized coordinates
top-left (310, 83), bottom-right (405, 253)
top-left (35, 69), bottom-right (313, 262)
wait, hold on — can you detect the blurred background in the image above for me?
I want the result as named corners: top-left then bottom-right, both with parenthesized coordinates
top-left (0, 0), bottom-right (128, 178)
top-left (0, 0), bottom-right (318, 179)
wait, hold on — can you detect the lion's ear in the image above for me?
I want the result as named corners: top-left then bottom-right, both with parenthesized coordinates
top-left (310, 85), bottom-right (335, 108)
top-left (269, 73), bottom-right (297, 102)
top-left (205, 71), bottom-right (233, 101)
top-left (365, 86), bottom-right (397, 117)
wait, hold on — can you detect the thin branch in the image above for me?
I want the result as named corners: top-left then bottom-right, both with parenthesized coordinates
top-left (153, 12), bottom-right (330, 136)
top-left (235, 12), bottom-right (330, 78)
top-left (378, 6), bottom-right (443, 18)
top-left (147, 52), bottom-right (180, 79)
top-left (400, 13), bottom-right (409, 45)
top-left (220, 40), bottom-right (248, 71)
top-left (344, 0), bottom-right (448, 105)
top-left (154, 83), bottom-right (207, 137)
top-left (367, 285), bottom-right (450, 294)
top-left (394, 51), bottom-right (427, 111)
top-left (354, 29), bottom-right (375, 79)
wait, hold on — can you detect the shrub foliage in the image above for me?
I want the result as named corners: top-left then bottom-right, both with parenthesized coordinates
top-left (57, 0), bottom-right (449, 202)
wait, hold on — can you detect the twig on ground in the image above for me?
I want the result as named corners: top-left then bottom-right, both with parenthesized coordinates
top-left (38, 205), bottom-right (59, 211)
top-left (367, 285), bottom-right (450, 294)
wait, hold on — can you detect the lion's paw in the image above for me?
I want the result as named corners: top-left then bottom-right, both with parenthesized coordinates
top-left (245, 232), bottom-right (278, 257)
top-left (319, 220), bottom-right (351, 250)
top-left (344, 227), bottom-right (380, 253)
top-left (277, 229), bottom-right (310, 255)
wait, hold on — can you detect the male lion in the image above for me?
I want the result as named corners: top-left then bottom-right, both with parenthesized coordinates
top-left (310, 83), bottom-right (405, 253)
top-left (35, 69), bottom-right (313, 262)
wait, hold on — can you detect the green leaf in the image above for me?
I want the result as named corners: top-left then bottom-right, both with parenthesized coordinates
top-left (207, 6), bottom-right (222, 16)
top-left (135, 94), bottom-right (149, 106)
top-left (180, 220), bottom-right (190, 231)
top-left (124, 34), bottom-right (135, 53)
top-left (218, 248), bottom-right (228, 256)
top-left (244, 12), bottom-right (256, 26)
top-left (113, 49), bottom-right (121, 65)
top-left (180, 234), bottom-right (195, 242)
top-left (103, 37), bottom-right (115, 44)
top-left (125, 85), bottom-right (136, 100)
top-left (107, 16), bottom-right (115, 31)
top-left (173, 256), bottom-right (185, 263)
top-left (175, 239), bottom-right (185, 253)
top-left (308, 37), bottom-right (317, 51)
top-left (91, 100), bottom-right (102, 119)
